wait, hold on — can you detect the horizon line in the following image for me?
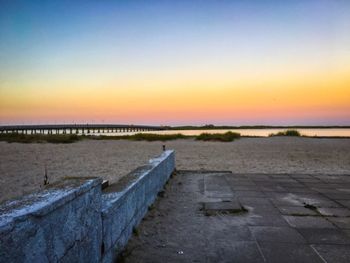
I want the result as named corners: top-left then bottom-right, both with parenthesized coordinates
top-left (1, 123), bottom-right (350, 129)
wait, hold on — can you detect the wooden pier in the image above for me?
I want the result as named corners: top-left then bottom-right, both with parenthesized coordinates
top-left (0, 124), bottom-right (164, 135)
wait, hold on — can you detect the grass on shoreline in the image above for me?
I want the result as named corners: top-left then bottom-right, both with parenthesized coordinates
top-left (0, 133), bottom-right (81, 144)
top-left (269, 129), bottom-right (301, 137)
top-left (196, 131), bottom-right (241, 142)
top-left (90, 133), bottom-right (188, 142)
top-left (0, 133), bottom-right (190, 143)
top-left (0, 132), bottom-right (241, 143)
top-left (93, 132), bottom-right (241, 142)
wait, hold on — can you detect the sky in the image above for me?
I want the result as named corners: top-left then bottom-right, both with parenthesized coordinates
top-left (0, 0), bottom-right (349, 126)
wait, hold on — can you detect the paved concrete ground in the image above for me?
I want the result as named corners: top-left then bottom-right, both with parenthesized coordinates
top-left (121, 171), bottom-right (350, 263)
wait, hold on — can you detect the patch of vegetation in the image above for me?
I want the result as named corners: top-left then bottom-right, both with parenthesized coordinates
top-left (90, 133), bottom-right (189, 141)
top-left (196, 131), bottom-right (241, 142)
top-left (131, 133), bottom-right (188, 141)
top-left (116, 247), bottom-right (134, 263)
top-left (148, 204), bottom-right (155, 211)
top-left (269, 129), bottom-right (301, 137)
top-left (91, 131), bottom-right (241, 142)
top-left (157, 190), bottom-right (166, 198)
top-left (170, 171), bottom-right (176, 178)
top-left (95, 132), bottom-right (241, 142)
top-left (0, 133), bottom-right (81, 144)
top-left (0, 131), bottom-right (243, 143)
top-left (132, 227), bottom-right (139, 236)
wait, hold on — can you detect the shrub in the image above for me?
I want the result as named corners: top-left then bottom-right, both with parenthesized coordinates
top-left (196, 131), bottom-right (241, 142)
top-left (269, 130), bottom-right (301, 137)
top-left (131, 133), bottom-right (187, 141)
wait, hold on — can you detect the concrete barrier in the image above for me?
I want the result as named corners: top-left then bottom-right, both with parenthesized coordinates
top-left (0, 150), bottom-right (175, 263)
top-left (101, 150), bottom-right (175, 262)
top-left (0, 177), bottom-right (103, 263)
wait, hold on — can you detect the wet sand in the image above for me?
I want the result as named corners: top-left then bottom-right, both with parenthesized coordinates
top-left (1, 137), bottom-right (350, 204)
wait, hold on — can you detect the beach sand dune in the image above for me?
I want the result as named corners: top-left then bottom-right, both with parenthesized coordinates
top-left (1, 137), bottom-right (349, 203)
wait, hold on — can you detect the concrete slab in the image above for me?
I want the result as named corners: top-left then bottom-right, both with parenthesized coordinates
top-left (226, 180), bottom-right (256, 186)
top-left (297, 179), bottom-right (321, 183)
top-left (205, 226), bottom-right (254, 242)
top-left (260, 186), bottom-right (287, 192)
top-left (120, 171), bottom-right (349, 263)
top-left (229, 185), bottom-right (260, 191)
top-left (283, 216), bottom-right (335, 229)
top-left (259, 242), bottom-right (324, 263)
top-left (325, 193), bottom-right (350, 200)
top-left (298, 228), bottom-right (350, 245)
top-left (206, 241), bottom-right (264, 263)
top-left (237, 197), bottom-right (272, 206)
top-left (244, 204), bottom-right (281, 215)
top-left (312, 244), bottom-right (350, 263)
top-left (234, 191), bottom-right (266, 198)
top-left (277, 206), bottom-right (319, 216)
top-left (250, 226), bottom-right (306, 243)
top-left (204, 200), bottom-right (245, 216)
top-left (337, 200), bottom-right (350, 209)
top-left (270, 195), bottom-right (305, 207)
top-left (344, 229), bottom-right (350, 237)
top-left (247, 214), bottom-right (289, 227)
top-left (327, 217), bottom-right (350, 229)
top-left (284, 187), bottom-right (317, 194)
top-left (318, 207), bottom-right (350, 217)
top-left (289, 174), bottom-right (315, 179)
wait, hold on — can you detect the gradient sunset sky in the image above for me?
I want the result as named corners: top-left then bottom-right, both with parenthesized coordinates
top-left (0, 0), bottom-right (349, 125)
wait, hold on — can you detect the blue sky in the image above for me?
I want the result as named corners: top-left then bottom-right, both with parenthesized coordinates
top-left (1, 0), bottom-right (349, 125)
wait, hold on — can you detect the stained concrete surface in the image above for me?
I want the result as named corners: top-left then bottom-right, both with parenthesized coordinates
top-left (120, 171), bottom-right (350, 263)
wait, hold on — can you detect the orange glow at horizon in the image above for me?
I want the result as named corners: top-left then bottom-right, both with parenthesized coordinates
top-left (1, 67), bottom-right (349, 125)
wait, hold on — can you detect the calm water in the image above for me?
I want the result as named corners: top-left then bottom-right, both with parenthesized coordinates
top-left (93, 128), bottom-right (350, 137)
top-left (38, 128), bottom-right (350, 137)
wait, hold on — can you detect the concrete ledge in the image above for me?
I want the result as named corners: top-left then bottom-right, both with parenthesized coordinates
top-left (0, 150), bottom-right (175, 263)
top-left (0, 177), bottom-right (103, 263)
top-left (101, 150), bottom-right (175, 262)
top-left (0, 177), bottom-right (101, 229)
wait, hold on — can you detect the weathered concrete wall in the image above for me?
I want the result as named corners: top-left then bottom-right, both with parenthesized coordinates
top-left (0, 177), bottom-right (103, 263)
top-left (0, 150), bottom-right (175, 263)
top-left (101, 150), bottom-right (175, 262)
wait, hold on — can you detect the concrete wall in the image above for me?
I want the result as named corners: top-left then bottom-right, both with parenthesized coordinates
top-left (0, 150), bottom-right (175, 263)
top-left (0, 178), bottom-right (103, 263)
top-left (101, 150), bottom-right (175, 262)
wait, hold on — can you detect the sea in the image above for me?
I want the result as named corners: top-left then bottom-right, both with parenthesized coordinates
top-left (106, 128), bottom-right (350, 137)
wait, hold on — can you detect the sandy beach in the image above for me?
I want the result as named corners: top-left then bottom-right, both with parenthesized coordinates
top-left (1, 137), bottom-right (350, 204)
